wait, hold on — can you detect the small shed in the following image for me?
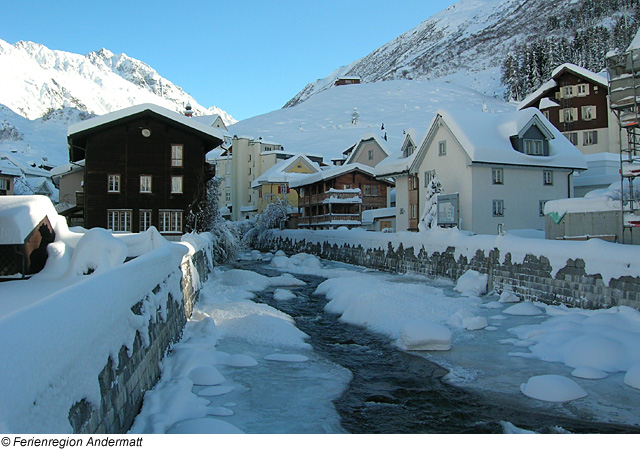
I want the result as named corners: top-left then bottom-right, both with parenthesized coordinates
top-left (0, 196), bottom-right (57, 278)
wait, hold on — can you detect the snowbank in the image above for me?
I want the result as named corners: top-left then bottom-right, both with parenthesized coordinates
top-left (520, 375), bottom-right (588, 402)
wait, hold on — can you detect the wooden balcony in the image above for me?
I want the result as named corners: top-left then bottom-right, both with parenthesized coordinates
top-left (300, 191), bottom-right (362, 206)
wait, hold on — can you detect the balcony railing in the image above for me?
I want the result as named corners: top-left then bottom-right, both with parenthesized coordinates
top-left (298, 213), bottom-right (361, 226)
top-left (300, 191), bottom-right (362, 205)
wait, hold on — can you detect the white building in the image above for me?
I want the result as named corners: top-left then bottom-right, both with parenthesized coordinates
top-left (375, 108), bottom-right (587, 235)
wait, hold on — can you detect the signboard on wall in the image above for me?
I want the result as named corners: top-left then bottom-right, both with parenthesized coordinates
top-left (437, 193), bottom-right (459, 227)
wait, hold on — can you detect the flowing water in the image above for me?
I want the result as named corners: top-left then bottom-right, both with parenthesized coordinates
top-left (234, 259), bottom-right (639, 434)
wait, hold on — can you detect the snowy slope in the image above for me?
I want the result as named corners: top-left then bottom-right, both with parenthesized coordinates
top-left (229, 78), bottom-right (514, 163)
top-left (0, 39), bottom-right (235, 123)
top-left (284, 0), bottom-right (610, 108)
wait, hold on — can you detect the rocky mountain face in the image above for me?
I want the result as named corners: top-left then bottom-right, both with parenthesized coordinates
top-left (284, 0), bottom-right (634, 108)
top-left (0, 39), bottom-right (235, 124)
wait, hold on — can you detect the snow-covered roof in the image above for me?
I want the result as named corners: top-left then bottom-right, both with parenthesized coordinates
top-left (0, 152), bottom-right (50, 178)
top-left (251, 154), bottom-right (321, 188)
top-left (0, 195), bottom-right (59, 244)
top-left (361, 207), bottom-right (395, 225)
top-left (538, 97), bottom-right (559, 110)
top-left (0, 157), bottom-right (21, 177)
top-left (377, 108), bottom-right (586, 176)
top-left (289, 163), bottom-right (377, 188)
top-left (50, 160), bottom-right (84, 179)
top-left (67, 103), bottom-right (225, 141)
top-left (518, 64), bottom-right (608, 110)
top-left (430, 108), bottom-right (586, 170)
top-left (374, 121), bottom-right (435, 178)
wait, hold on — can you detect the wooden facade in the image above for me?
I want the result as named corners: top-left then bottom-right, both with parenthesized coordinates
top-left (68, 106), bottom-right (222, 236)
top-left (296, 167), bottom-right (391, 229)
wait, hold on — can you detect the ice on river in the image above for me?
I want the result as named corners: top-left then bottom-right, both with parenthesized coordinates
top-left (132, 251), bottom-right (640, 433)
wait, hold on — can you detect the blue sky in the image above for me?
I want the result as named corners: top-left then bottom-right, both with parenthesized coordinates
top-left (2, 1), bottom-right (456, 121)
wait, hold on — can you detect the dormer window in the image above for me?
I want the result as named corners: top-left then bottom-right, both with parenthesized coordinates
top-left (524, 139), bottom-right (544, 155)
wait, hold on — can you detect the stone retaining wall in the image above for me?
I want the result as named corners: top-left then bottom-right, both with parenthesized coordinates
top-left (259, 236), bottom-right (640, 311)
top-left (69, 249), bottom-right (211, 434)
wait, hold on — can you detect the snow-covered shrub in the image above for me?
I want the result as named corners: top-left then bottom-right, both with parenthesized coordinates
top-left (418, 173), bottom-right (443, 231)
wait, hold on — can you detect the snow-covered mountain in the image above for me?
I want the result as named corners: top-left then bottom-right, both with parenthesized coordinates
top-left (0, 39), bottom-right (235, 124)
top-left (284, 0), bottom-right (630, 108)
top-left (229, 78), bottom-right (514, 163)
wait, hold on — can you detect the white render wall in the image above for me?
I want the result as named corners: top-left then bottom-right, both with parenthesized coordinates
top-left (470, 165), bottom-right (571, 235)
top-left (415, 122), bottom-right (473, 230)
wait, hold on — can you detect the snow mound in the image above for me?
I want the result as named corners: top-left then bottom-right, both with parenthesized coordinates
top-left (264, 354), bottom-right (309, 362)
top-left (66, 228), bottom-right (128, 276)
top-left (500, 421), bottom-right (536, 434)
top-left (503, 302), bottom-right (543, 316)
top-left (168, 418), bottom-right (243, 434)
top-left (274, 288), bottom-right (296, 301)
top-left (197, 385), bottom-right (236, 397)
top-left (395, 319), bottom-right (452, 351)
top-left (188, 366), bottom-right (225, 386)
top-left (221, 354), bottom-right (258, 367)
top-left (520, 375), bottom-right (588, 402)
top-left (571, 367), bottom-right (609, 380)
top-left (499, 290), bottom-right (520, 303)
top-left (462, 316), bottom-right (488, 331)
top-left (624, 363), bottom-right (640, 389)
top-left (454, 270), bottom-right (487, 297)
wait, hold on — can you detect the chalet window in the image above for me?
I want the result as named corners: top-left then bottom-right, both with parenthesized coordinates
top-left (248, 167), bottom-right (252, 175)
top-left (0, 178), bottom-right (9, 191)
top-left (107, 174), bottom-right (121, 193)
top-left (410, 176), bottom-right (418, 190)
top-left (404, 143), bottom-right (414, 157)
top-left (583, 130), bottom-right (598, 146)
top-left (171, 176), bottom-right (183, 194)
top-left (159, 210), bottom-right (183, 233)
top-left (225, 191), bottom-right (231, 202)
top-left (543, 170), bottom-right (554, 186)
top-left (543, 110), bottom-right (550, 120)
top-left (539, 201), bottom-right (547, 217)
top-left (561, 85), bottom-right (575, 98)
top-left (140, 210), bottom-right (152, 231)
top-left (576, 84), bottom-right (589, 96)
top-left (438, 141), bottom-right (447, 156)
top-left (563, 132), bottom-right (578, 145)
top-left (559, 108), bottom-right (578, 123)
top-left (107, 210), bottom-right (131, 232)
top-left (410, 204), bottom-right (417, 219)
top-left (524, 139), bottom-right (543, 155)
top-left (582, 105), bottom-right (596, 120)
top-left (368, 150), bottom-right (374, 160)
top-left (171, 144), bottom-right (183, 167)
top-left (343, 184), bottom-right (351, 190)
top-left (364, 185), bottom-right (371, 196)
top-left (140, 175), bottom-right (152, 193)
top-left (492, 200), bottom-right (504, 217)
top-left (492, 168), bottom-right (503, 185)
top-left (372, 184), bottom-right (378, 196)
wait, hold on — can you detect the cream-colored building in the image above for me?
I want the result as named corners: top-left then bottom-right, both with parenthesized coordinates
top-left (376, 108), bottom-right (587, 235)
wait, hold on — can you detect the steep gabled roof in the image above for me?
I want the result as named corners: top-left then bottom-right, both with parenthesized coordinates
top-left (344, 133), bottom-right (391, 165)
top-left (410, 108), bottom-right (586, 171)
top-left (251, 154), bottom-right (321, 188)
top-left (68, 103), bottom-right (225, 142)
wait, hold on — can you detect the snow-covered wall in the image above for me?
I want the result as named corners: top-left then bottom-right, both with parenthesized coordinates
top-left (258, 228), bottom-right (640, 311)
top-left (0, 232), bottom-right (214, 433)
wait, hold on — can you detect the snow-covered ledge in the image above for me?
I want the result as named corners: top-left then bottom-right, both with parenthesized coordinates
top-left (257, 227), bottom-right (640, 310)
top-left (0, 220), bottom-right (214, 433)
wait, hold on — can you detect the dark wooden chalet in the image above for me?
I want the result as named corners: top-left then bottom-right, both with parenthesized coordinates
top-left (0, 196), bottom-right (56, 278)
top-left (290, 164), bottom-right (393, 229)
top-left (67, 104), bottom-right (224, 237)
top-left (518, 64), bottom-right (609, 149)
